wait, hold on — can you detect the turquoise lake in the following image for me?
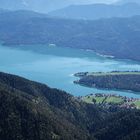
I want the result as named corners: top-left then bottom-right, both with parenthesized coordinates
top-left (0, 44), bottom-right (140, 98)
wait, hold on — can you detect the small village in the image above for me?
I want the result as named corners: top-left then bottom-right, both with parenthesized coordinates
top-left (80, 93), bottom-right (140, 109)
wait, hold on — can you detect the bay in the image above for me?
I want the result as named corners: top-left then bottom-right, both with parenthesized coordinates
top-left (0, 44), bottom-right (140, 98)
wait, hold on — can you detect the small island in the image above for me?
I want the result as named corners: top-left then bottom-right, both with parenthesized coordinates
top-left (74, 71), bottom-right (140, 92)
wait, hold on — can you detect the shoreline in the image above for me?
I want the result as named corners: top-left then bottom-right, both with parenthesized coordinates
top-left (73, 71), bottom-right (140, 96)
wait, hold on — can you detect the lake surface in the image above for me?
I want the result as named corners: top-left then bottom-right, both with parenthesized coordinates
top-left (0, 44), bottom-right (140, 98)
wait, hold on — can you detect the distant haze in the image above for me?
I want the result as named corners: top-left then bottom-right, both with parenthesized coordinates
top-left (0, 0), bottom-right (139, 13)
top-left (116, 0), bottom-right (140, 4)
top-left (62, 0), bottom-right (119, 4)
top-left (0, 0), bottom-right (122, 13)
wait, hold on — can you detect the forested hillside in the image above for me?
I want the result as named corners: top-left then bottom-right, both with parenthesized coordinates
top-left (0, 11), bottom-right (140, 61)
top-left (0, 72), bottom-right (140, 140)
top-left (74, 72), bottom-right (140, 92)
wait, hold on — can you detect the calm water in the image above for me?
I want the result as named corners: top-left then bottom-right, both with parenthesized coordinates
top-left (0, 44), bottom-right (140, 98)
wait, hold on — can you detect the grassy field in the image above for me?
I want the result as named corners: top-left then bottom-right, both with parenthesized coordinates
top-left (87, 71), bottom-right (140, 76)
top-left (82, 96), bottom-right (124, 104)
top-left (82, 96), bottom-right (98, 103)
top-left (82, 95), bottom-right (140, 109)
top-left (134, 101), bottom-right (140, 109)
top-left (105, 97), bottom-right (124, 104)
top-left (80, 71), bottom-right (140, 108)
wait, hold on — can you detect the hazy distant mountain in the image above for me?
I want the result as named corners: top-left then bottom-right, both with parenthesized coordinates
top-left (0, 10), bottom-right (140, 61)
top-left (0, 0), bottom-right (71, 13)
top-left (0, 0), bottom-right (122, 13)
top-left (0, 9), bottom-right (9, 13)
top-left (49, 3), bottom-right (140, 20)
top-left (117, 0), bottom-right (140, 5)
top-left (0, 10), bottom-right (47, 21)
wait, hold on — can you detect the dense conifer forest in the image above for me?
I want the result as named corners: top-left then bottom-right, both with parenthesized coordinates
top-left (74, 72), bottom-right (140, 92)
top-left (0, 72), bottom-right (140, 140)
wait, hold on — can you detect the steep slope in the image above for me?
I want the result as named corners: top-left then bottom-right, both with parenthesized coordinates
top-left (0, 72), bottom-right (140, 140)
top-left (0, 72), bottom-right (97, 140)
top-left (49, 3), bottom-right (140, 20)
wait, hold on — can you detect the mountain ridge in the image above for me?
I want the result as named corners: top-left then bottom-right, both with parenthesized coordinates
top-left (49, 3), bottom-right (140, 20)
top-left (0, 0), bottom-right (116, 13)
top-left (116, 0), bottom-right (140, 5)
